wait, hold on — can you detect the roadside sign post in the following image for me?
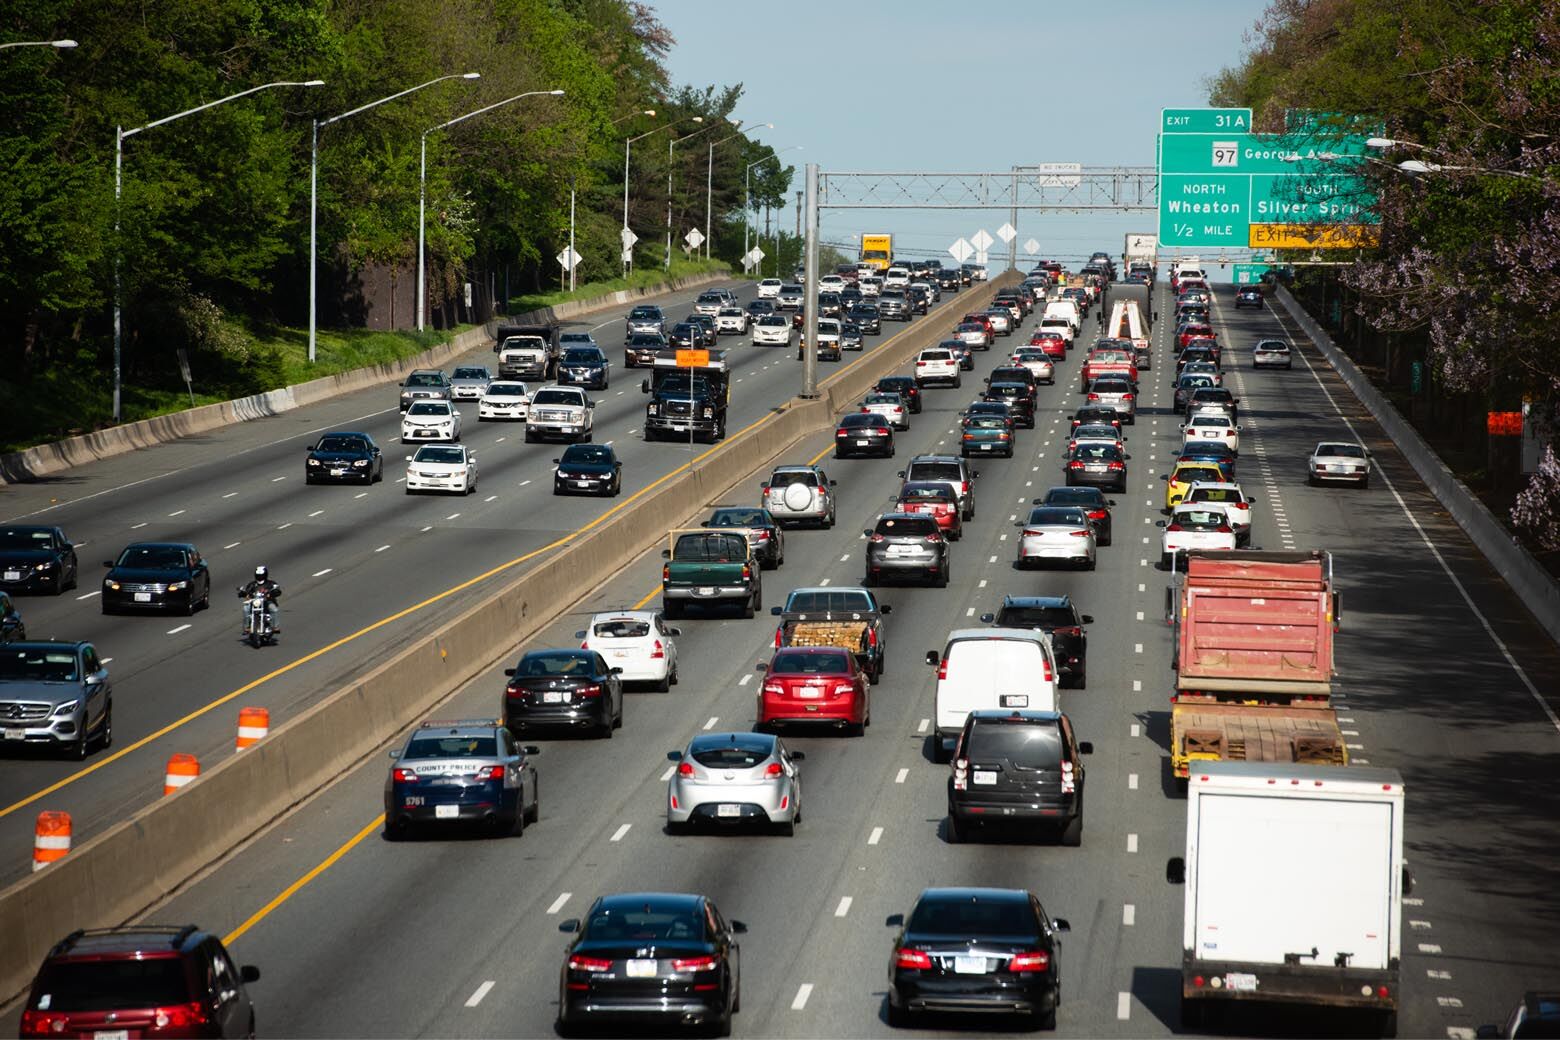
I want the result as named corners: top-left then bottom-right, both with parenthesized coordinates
top-left (674, 348), bottom-right (709, 456)
top-left (948, 237), bottom-right (974, 264)
top-left (970, 228), bottom-right (993, 267)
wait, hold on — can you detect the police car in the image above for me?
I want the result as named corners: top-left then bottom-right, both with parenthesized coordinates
top-left (383, 719), bottom-right (540, 838)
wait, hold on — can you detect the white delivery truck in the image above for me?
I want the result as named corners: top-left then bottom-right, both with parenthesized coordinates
top-left (1168, 761), bottom-right (1409, 1036)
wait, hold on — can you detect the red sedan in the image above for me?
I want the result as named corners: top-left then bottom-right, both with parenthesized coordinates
top-left (1029, 332), bottom-right (1068, 360)
top-left (757, 647), bottom-right (869, 735)
top-left (896, 481), bottom-right (963, 541)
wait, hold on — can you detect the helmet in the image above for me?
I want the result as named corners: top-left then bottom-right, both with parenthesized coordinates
top-left (254, 566), bottom-right (268, 581)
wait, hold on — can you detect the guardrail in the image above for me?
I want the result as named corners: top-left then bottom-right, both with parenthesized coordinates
top-left (1274, 284), bottom-right (1560, 646)
top-left (0, 274), bottom-right (1013, 1003)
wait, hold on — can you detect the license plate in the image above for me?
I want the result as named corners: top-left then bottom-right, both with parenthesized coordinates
top-left (972, 770), bottom-right (997, 786)
top-left (543, 691), bottom-right (565, 704)
top-left (977, 443), bottom-right (994, 450)
top-left (134, 592), bottom-right (152, 602)
top-left (574, 480), bottom-right (593, 487)
top-left (887, 545), bottom-right (916, 556)
top-left (1000, 694), bottom-right (1028, 708)
top-left (1225, 972), bottom-right (1258, 992)
top-left (857, 439), bottom-right (872, 446)
top-left (717, 804), bottom-right (741, 818)
top-left (626, 959), bottom-right (657, 978)
top-left (434, 804), bottom-right (459, 819)
top-left (94, 1032), bottom-right (129, 1040)
top-left (330, 468), bottom-right (346, 477)
top-left (3, 570), bottom-right (18, 580)
top-left (3, 728), bottom-right (24, 740)
top-left (799, 687), bottom-right (823, 699)
top-left (1086, 464), bottom-right (1106, 473)
top-left (954, 955), bottom-right (987, 974)
top-left (697, 586), bottom-right (715, 596)
top-left (610, 650), bottom-right (631, 658)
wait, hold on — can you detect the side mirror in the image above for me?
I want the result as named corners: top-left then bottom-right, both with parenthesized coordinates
top-left (387, 749), bottom-right (400, 760)
top-left (1167, 857), bottom-right (1186, 885)
top-left (1125, 454), bottom-right (1132, 461)
top-left (925, 651), bottom-right (940, 667)
top-left (1052, 918), bottom-right (1071, 933)
top-left (240, 965), bottom-right (261, 984)
top-left (829, 480), bottom-right (838, 487)
top-left (558, 918), bottom-right (581, 933)
top-left (573, 630), bottom-right (586, 640)
top-left (103, 560), bottom-right (114, 568)
top-left (552, 458), bottom-right (560, 465)
top-left (669, 627), bottom-right (682, 636)
top-left (1108, 499), bottom-right (1118, 506)
top-left (862, 530), bottom-right (873, 538)
top-left (503, 668), bottom-right (516, 677)
top-left (1160, 474), bottom-right (1169, 481)
top-left (610, 667), bottom-right (623, 676)
top-left (730, 920), bottom-right (748, 935)
top-left (755, 662), bottom-right (768, 672)
top-left (404, 455), bottom-right (413, 462)
top-left (1078, 741), bottom-right (1094, 755)
top-left (979, 612), bottom-right (995, 624)
top-left (666, 750), bottom-right (683, 761)
top-left (896, 471), bottom-right (906, 479)
top-left (880, 604), bottom-right (892, 615)
top-left (789, 751), bottom-right (806, 762)
top-left (885, 913), bottom-right (905, 928)
top-left (660, 549), bottom-right (671, 559)
top-left (1081, 614), bottom-right (1095, 625)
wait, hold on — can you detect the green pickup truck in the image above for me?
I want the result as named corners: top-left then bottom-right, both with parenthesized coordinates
top-left (660, 529), bottom-right (762, 619)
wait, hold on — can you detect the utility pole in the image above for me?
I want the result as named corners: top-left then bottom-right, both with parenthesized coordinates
top-left (802, 163), bottom-right (820, 399)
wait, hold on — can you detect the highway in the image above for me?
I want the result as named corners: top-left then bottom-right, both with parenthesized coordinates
top-left (5, 276), bottom-right (1559, 1038)
top-left (0, 279), bottom-right (975, 885)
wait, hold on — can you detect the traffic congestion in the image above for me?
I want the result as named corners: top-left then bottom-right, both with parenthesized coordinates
top-left (2, 250), bottom-right (1555, 1039)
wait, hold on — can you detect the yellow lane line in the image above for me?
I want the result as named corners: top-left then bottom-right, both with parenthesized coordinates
top-left (0, 408), bottom-right (788, 822)
top-left (224, 813), bottom-right (384, 947)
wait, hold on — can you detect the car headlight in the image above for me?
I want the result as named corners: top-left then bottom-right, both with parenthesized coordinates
top-left (703, 407), bottom-right (715, 418)
top-left (307, 458), bottom-right (321, 466)
top-left (34, 561), bottom-right (53, 571)
top-left (105, 580), bottom-right (120, 591)
top-left (167, 580), bottom-right (188, 591)
top-left (352, 459), bottom-right (369, 467)
top-left (52, 700), bottom-right (79, 717)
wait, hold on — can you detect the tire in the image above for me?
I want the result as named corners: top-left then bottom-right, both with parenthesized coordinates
top-left (742, 595), bottom-right (756, 620)
top-left (1073, 668), bottom-right (1086, 690)
top-left (96, 701), bottom-right (113, 749)
top-left (669, 664), bottom-right (679, 687)
top-left (1033, 1004), bottom-right (1057, 1031)
top-left (653, 671), bottom-right (671, 693)
top-left (68, 724), bottom-right (88, 762)
top-left (526, 779), bottom-right (540, 823)
top-left (1059, 809), bottom-right (1083, 847)
top-left (887, 1000), bottom-right (914, 1029)
top-left (1180, 997), bottom-right (1205, 1030)
top-left (508, 800), bottom-right (525, 838)
top-left (946, 810), bottom-right (966, 844)
top-left (775, 819), bottom-right (796, 837)
top-left (937, 568), bottom-right (949, 588)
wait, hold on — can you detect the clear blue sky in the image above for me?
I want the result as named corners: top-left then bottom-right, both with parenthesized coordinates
top-left (657, 0), bottom-right (1270, 266)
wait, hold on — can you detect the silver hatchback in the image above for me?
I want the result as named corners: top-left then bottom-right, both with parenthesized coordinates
top-left (1085, 377), bottom-right (1137, 424)
top-left (666, 730), bottom-right (803, 835)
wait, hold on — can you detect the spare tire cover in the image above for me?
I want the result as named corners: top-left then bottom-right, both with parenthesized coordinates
top-left (782, 482), bottom-right (814, 512)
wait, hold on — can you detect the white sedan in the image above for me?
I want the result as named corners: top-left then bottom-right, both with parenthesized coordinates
top-left (757, 278), bottom-right (783, 299)
top-left (405, 444), bottom-right (477, 495)
top-left (752, 314), bottom-right (792, 346)
top-left (715, 307), bottom-right (750, 335)
top-left (1182, 411), bottom-right (1240, 454)
top-left (1159, 505), bottom-right (1236, 568)
top-left (1014, 505), bottom-right (1096, 570)
top-left (401, 400), bottom-right (462, 442)
top-left (1183, 481), bottom-right (1254, 546)
top-left (477, 380), bottom-right (529, 421)
top-left (1309, 441), bottom-right (1371, 487)
top-left (1009, 348), bottom-right (1056, 385)
top-left (577, 610), bottom-right (680, 691)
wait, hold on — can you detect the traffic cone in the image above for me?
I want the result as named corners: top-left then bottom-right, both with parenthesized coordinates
top-left (163, 753), bottom-right (200, 795)
top-left (33, 811), bottom-right (71, 871)
top-left (235, 707), bottom-right (270, 751)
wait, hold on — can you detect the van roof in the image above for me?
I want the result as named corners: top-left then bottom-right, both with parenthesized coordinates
top-left (944, 627), bottom-right (1048, 646)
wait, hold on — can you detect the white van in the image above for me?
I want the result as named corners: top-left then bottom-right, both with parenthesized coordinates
top-left (1043, 299), bottom-right (1081, 332)
top-left (926, 628), bottom-right (1059, 759)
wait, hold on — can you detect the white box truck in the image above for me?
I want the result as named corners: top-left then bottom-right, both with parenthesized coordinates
top-left (1168, 761), bottom-right (1409, 1036)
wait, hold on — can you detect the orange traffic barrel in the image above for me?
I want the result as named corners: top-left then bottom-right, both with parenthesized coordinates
top-left (235, 707), bottom-right (270, 751)
top-left (163, 753), bottom-right (200, 795)
top-left (33, 811), bottom-right (71, 871)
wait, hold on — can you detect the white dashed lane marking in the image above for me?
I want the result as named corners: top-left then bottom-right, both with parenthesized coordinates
top-left (791, 984), bottom-right (813, 1011)
top-left (464, 981), bottom-right (495, 1008)
top-left (546, 892), bottom-right (572, 914)
top-left (609, 824), bottom-right (631, 843)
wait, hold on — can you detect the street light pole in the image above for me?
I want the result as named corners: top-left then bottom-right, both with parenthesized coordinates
top-left (623, 115), bottom-right (694, 276)
top-left (114, 78), bottom-right (323, 423)
top-left (743, 145), bottom-right (801, 273)
top-left (0, 38), bottom-right (76, 50)
top-left (416, 88), bottom-right (563, 330)
top-left (310, 72), bottom-right (480, 359)
top-left (667, 119), bottom-right (726, 271)
top-left (706, 122), bottom-right (772, 261)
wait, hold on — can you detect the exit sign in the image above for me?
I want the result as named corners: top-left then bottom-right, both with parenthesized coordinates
top-left (1160, 108), bottom-right (1251, 134)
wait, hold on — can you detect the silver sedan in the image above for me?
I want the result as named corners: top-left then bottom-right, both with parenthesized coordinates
top-left (1308, 441), bottom-right (1371, 488)
top-left (666, 731), bottom-right (803, 836)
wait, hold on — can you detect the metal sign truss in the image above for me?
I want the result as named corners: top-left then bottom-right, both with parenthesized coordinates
top-left (817, 168), bottom-right (1159, 211)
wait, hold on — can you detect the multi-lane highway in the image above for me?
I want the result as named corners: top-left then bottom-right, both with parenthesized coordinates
top-left (4, 276), bottom-right (1558, 1038)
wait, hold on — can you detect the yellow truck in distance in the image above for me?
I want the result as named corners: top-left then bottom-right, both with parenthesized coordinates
top-left (860, 234), bottom-right (893, 272)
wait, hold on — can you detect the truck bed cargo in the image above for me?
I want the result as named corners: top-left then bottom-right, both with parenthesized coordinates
top-left (1172, 702), bottom-right (1347, 775)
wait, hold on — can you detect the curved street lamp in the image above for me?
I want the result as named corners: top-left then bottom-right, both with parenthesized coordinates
top-left (705, 121), bottom-right (772, 259)
top-left (0, 38), bottom-right (77, 50)
top-left (623, 116), bottom-right (700, 273)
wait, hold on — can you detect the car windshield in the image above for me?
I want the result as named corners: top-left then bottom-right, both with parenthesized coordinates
top-left (864, 394), bottom-right (899, 406)
top-left (875, 516), bottom-right (939, 536)
top-left (673, 533), bottom-right (746, 562)
top-left (0, 529), bottom-right (56, 550)
top-left (1182, 441), bottom-right (1232, 457)
top-left (966, 417), bottom-right (1006, 430)
top-left (561, 349), bottom-right (601, 363)
top-left (515, 652), bottom-right (594, 677)
top-left (1190, 487), bottom-right (1240, 503)
top-left (592, 618), bottom-right (652, 639)
top-left (709, 509), bottom-right (767, 528)
top-left (630, 307), bottom-right (661, 319)
top-left (413, 447), bottom-right (464, 464)
top-left (402, 735), bottom-right (498, 760)
top-left (452, 368), bottom-right (488, 379)
top-left (531, 389), bottom-right (580, 405)
top-left (1093, 381), bottom-right (1131, 394)
top-left (405, 373), bottom-right (444, 387)
top-left (758, 315), bottom-right (788, 327)
top-left (841, 414), bottom-right (881, 428)
top-left (784, 590), bottom-right (873, 613)
top-left (1027, 507), bottom-right (1086, 526)
top-left (1317, 444), bottom-right (1366, 458)
top-left (1074, 444), bottom-right (1121, 460)
top-left (315, 435), bottom-right (368, 452)
top-left (771, 650), bottom-right (850, 674)
top-left (562, 446), bottom-right (613, 464)
top-left (689, 737), bottom-right (774, 769)
top-left (486, 383), bottom-right (527, 396)
top-left (585, 906), bottom-right (704, 943)
top-left (1177, 467), bottom-right (1225, 483)
top-left (967, 721), bottom-right (1064, 770)
top-left (1190, 415), bottom-right (1232, 429)
top-left (920, 351), bottom-right (952, 362)
top-left (407, 402), bottom-right (449, 416)
top-left (115, 546), bottom-right (187, 569)
top-left (30, 958), bottom-right (189, 1012)
top-left (0, 649), bottom-right (78, 682)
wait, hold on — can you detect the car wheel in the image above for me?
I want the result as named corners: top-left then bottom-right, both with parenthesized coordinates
top-left (776, 818), bottom-right (795, 837)
top-left (96, 701), bottom-right (113, 749)
top-left (666, 819), bottom-right (692, 836)
top-left (1059, 808), bottom-right (1083, 847)
top-left (946, 810), bottom-right (966, 844)
top-left (523, 428), bottom-right (536, 443)
top-left (937, 567), bottom-right (949, 588)
top-left (887, 1000), bottom-right (914, 1029)
top-left (669, 664), bottom-right (679, 687)
top-left (598, 713), bottom-right (614, 740)
top-left (68, 724), bottom-right (89, 762)
top-left (653, 671), bottom-right (671, 693)
top-left (508, 801), bottom-right (526, 837)
top-left (1033, 1004), bottom-right (1058, 1031)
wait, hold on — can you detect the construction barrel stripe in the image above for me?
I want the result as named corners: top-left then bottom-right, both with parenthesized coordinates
top-left (33, 811), bottom-right (72, 871)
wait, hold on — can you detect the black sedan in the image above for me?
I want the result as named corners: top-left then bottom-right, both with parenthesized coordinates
top-left (982, 383), bottom-right (1035, 428)
top-left (557, 892), bottom-right (745, 1036)
top-left (503, 649), bottom-right (623, 737)
top-left (1064, 444), bottom-right (1127, 492)
top-left (1234, 284), bottom-right (1264, 308)
top-left (875, 376), bottom-right (922, 413)
top-left (702, 507), bottom-right (785, 569)
top-left (887, 887), bottom-right (1070, 1030)
top-left (938, 338), bottom-right (975, 371)
top-left (1039, 486), bottom-right (1115, 545)
top-left (835, 412), bottom-right (895, 459)
top-left (101, 542), bottom-right (211, 615)
top-left (848, 303), bottom-right (882, 335)
top-left (685, 314), bottom-right (718, 347)
top-left (554, 443), bottom-right (622, 496)
top-left (557, 346), bottom-right (611, 390)
top-left (983, 593), bottom-right (1094, 687)
top-left (1070, 405), bottom-right (1123, 433)
top-left (304, 431), bottom-right (383, 485)
top-left (668, 322), bottom-right (700, 350)
top-left (0, 525), bottom-right (78, 595)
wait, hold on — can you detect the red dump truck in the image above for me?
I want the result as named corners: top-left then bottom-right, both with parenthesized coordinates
top-left (1168, 549), bottom-right (1347, 781)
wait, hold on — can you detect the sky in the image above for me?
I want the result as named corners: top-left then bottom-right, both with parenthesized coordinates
top-left (656, 0), bottom-right (1270, 268)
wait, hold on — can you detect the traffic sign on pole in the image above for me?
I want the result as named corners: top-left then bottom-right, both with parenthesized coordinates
top-left (619, 227), bottom-right (639, 250)
top-left (556, 246), bottom-right (581, 271)
top-left (970, 229), bottom-right (994, 253)
top-left (683, 228), bottom-right (705, 251)
top-left (1022, 237), bottom-right (1040, 256)
top-left (996, 223), bottom-right (1016, 244)
top-left (948, 237), bottom-right (974, 263)
top-left (1030, 162), bottom-right (1081, 187)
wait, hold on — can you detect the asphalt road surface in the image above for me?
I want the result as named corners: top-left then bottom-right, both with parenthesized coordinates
top-left (3, 278), bottom-right (1557, 1037)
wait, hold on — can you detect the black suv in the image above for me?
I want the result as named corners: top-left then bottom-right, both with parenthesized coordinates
top-left (982, 596), bottom-right (1094, 688)
top-left (947, 710), bottom-right (1092, 846)
top-left (982, 383), bottom-right (1035, 428)
top-left (22, 925), bottom-right (260, 1038)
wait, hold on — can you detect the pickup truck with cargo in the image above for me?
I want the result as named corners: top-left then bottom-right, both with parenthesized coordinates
top-left (1169, 760), bottom-right (1409, 1035)
top-left (660, 529), bottom-right (761, 620)
top-left (770, 586), bottom-right (892, 685)
top-left (641, 349), bottom-right (730, 442)
top-left (493, 323), bottom-right (558, 381)
top-left (1167, 550), bottom-right (1347, 781)
top-left (1080, 345), bottom-right (1140, 392)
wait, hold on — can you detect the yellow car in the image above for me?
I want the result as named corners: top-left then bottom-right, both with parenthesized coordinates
top-left (1164, 462), bottom-right (1227, 511)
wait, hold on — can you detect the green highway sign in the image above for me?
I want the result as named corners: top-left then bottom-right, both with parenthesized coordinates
top-left (1233, 263), bottom-right (1275, 284)
top-left (1159, 132), bottom-right (1372, 176)
top-left (1161, 107), bottom-right (1251, 134)
top-left (1249, 174), bottom-right (1378, 224)
top-left (1159, 175), bottom-right (1250, 248)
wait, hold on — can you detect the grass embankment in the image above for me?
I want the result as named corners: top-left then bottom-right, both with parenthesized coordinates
top-left (505, 257), bottom-right (728, 314)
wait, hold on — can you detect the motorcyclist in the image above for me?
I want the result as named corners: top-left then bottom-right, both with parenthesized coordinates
top-left (237, 565), bottom-right (282, 635)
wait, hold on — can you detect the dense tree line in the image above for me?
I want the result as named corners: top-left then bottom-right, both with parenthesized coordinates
top-left (1210, 0), bottom-right (1560, 546)
top-left (0, 0), bottom-right (793, 413)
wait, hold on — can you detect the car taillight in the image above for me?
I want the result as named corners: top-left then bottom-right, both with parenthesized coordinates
top-left (877, 427), bottom-right (890, 436)
top-left (960, 481), bottom-right (970, 495)
top-left (1122, 393), bottom-right (1133, 400)
top-left (1108, 461), bottom-right (1124, 470)
top-left (1009, 951), bottom-right (1051, 973)
top-left (575, 684), bottom-right (602, 698)
top-left (149, 1003), bottom-right (210, 1031)
top-left (650, 639), bottom-right (666, 659)
top-left (672, 955), bottom-right (721, 973)
top-left (896, 948), bottom-right (933, 970)
top-left (569, 955), bottom-right (613, 973)
top-left (742, 564), bottom-right (752, 579)
top-left (916, 360), bottom-right (927, 366)
top-left (867, 626), bottom-right (878, 648)
top-left (477, 765), bottom-right (505, 781)
top-left (1226, 430), bottom-right (1235, 437)
top-left (936, 659), bottom-right (948, 680)
top-left (925, 533), bottom-right (942, 543)
top-left (764, 762), bottom-right (784, 778)
top-left (392, 767), bottom-right (419, 783)
top-left (1087, 393), bottom-right (1099, 401)
top-left (763, 681), bottom-right (786, 696)
top-left (661, 564), bottom-right (669, 583)
top-left (1088, 509), bottom-right (1107, 520)
top-left (1061, 760), bottom-right (1076, 794)
top-left (953, 756), bottom-right (969, 791)
top-left (1167, 523), bottom-right (1184, 532)
top-left (1217, 523), bottom-right (1233, 533)
top-left (678, 761), bottom-right (696, 778)
top-left (1071, 529), bottom-right (1091, 537)
top-left (836, 428), bottom-right (849, 437)
top-left (1068, 461), bottom-right (1084, 470)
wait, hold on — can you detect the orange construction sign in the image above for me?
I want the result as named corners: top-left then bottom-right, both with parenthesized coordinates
top-left (675, 349), bottom-right (710, 368)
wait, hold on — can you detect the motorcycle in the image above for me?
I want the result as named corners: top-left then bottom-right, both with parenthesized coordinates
top-left (239, 587), bottom-right (276, 647)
